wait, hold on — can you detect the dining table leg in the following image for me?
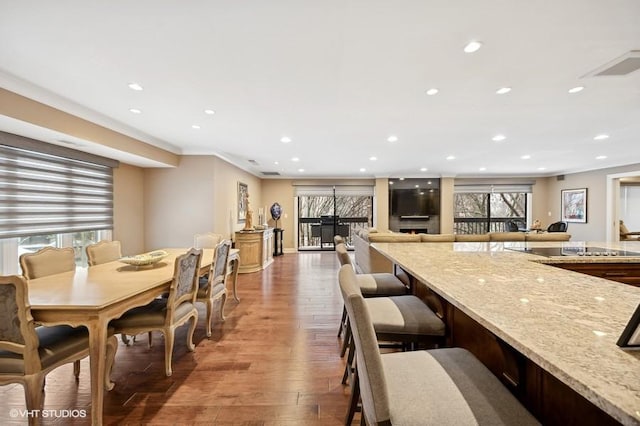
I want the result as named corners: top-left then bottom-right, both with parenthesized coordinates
top-left (87, 320), bottom-right (109, 426)
top-left (229, 256), bottom-right (240, 302)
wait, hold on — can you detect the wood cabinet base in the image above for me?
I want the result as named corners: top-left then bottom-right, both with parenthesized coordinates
top-left (235, 229), bottom-right (274, 274)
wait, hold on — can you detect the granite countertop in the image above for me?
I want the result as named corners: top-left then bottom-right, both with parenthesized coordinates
top-left (372, 240), bottom-right (640, 426)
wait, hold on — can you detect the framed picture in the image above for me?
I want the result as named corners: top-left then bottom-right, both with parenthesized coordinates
top-left (237, 182), bottom-right (248, 223)
top-left (561, 188), bottom-right (587, 223)
top-left (617, 303), bottom-right (640, 348)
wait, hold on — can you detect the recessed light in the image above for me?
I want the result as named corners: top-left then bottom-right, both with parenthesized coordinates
top-left (389, 181), bottom-right (394, 185)
top-left (596, 155), bottom-right (607, 160)
top-left (387, 135), bottom-right (398, 142)
top-left (463, 41), bottom-right (482, 53)
top-left (128, 82), bottom-right (143, 91)
top-left (492, 134), bottom-right (506, 142)
top-left (298, 168), bottom-right (305, 173)
top-left (446, 155), bottom-right (455, 160)
top-left (420, 192), bottom-right (425, 195)
top-left (479, 167), bottom-right (487, 171)
top-left (281, 136), bottom-right (292, 143)
top-left (129, 108), bottom-right (142, 114)
top-left (415, 184), bottom-right (419, 188)
top-left (568, 86), bottom-right (584, 94)
top-left (537, 167), bottom-right (546, 171)
top-left (420, 167), bottom-right (428, 172)
top-left (594, 134), bottom-right (609, 140)
top-left (291, 157), bottom-right (299, 162)
top-left (369, 156), bottom-right (377, 161)
top-left (521, 155), bottom-right (531, 160)
top-left (426, 88), bottom-right (439, 96)
top-left (427, 181), bottom-right (432, 185)
top-left (192, 124), bottom-right (201, 129)
top-left (399, 177), bottom-right (405, 181)
top-left (496, 87), bottom-right (511, 94)
top-left (359, 168), bottom-right (366, 172)
top-left (204, 109), bottom-right (216, 115)
top-left (274, 161), bottom-right (279, 165)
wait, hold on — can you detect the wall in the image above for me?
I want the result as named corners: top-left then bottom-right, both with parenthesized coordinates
top-left (143, 155), bottom-right (261, 250)
top-left (113, 164), bottom-right (145, 255)
top-left (261, 179), bottom-right (295, 250)
top-left (374, 178), bottom-right (389, 231)
top-left (531, 177), bottom-right (551, 228)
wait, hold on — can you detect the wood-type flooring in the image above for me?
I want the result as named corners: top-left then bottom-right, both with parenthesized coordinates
top-left (0, 252), bottom-right (355, 425)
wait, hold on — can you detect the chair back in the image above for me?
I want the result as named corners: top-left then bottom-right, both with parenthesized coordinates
top-left (334, 235), bottom-right (345, 245)
top-left (19, 246), bottom-right (76, 280)
top-left (335, 243), bottom-right (353, 267)
top-left (206, 240), bottom-right (231, 293)
top-left (165, 248), bottom-right (203, 321)
top-left (338, 264), bottom-right (391, 425)
top-left (86, 240), bottom-right (122, 266)
top-left (547, 221), bottom-right (568, 232)
top-left (0, 275), bottom-right (42, 373)
top-left (194, 233), bottom-right (224, 249)
top-left (504, 220), bottom-right (519, 232)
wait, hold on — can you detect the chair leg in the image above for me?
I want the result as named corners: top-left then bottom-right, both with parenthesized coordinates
top-left (346, 366), bottom-right (360, 426)
top-left (147, 331), bottom-right (153, 348)
top-left (340, 320), bottom-right (351, 357)
top-left (23, 374), bottom-right (46, 418)
top-left (164, 328), bottom-right (175, 377)
top-left (218, 292), bottom-right (227, 322)
top-left (186, 314), bottom-right (197, 352)
top-left (342, 337), bottom-right (356, 385)
top-left (338, 305), bottom-right (347, 337)
top-left (73, 360), bottom-right (81, 379)
top-left (105, 335), bottom-right (118, 391)
top-left (205, 298), bottom-right (214, 338)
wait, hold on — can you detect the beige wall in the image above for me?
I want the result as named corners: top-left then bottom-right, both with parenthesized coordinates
top-left (113, 163), bottom-right (145, 255)
top-left (440, 178), bottom-right (455, 233)
top-left (261, 179), bottom-right (295, 250)
top-left (374, 178), bottom-right (389, 231)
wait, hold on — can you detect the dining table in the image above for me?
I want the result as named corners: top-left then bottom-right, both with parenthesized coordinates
top-left (27, 247), bottom-right (215, 426)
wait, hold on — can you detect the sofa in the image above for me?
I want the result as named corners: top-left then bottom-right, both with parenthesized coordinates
top-left (353, 228), bottom-right (572, 274)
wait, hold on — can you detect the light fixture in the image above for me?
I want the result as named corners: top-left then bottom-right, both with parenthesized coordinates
top-left (274, 161), bottom-right (279, 165)
top-left (129, 108), bottom-right (142, 114)
top-left (463, 41), bottom-right (482, 53)
top-left (359, 168), bottom-right (366, 172)
top-left (399, 177), bottom-right (405, 181)
top-left (521, 155), bottom-right (531, 160)
top-left (192, 124), bottom-right (201, 129)
top-left (389, 181), bottom-right (394, 185)
top-left (387, 135), bottom-right (398, 142)
top-left (427, 181), bottom-right (432, 185)
top-left (596, 155), bottom-right (607, 160)
top-left (420, 167), bottom-right (428, 172)
top-left (298, 168), bottom-right (305, 172)
top-left (291, 157), bottom-right (299, 162)
top-left (415, 184), bottom-right (419, 188)
top-left (496, 87), bottom-right (511, 94)
top-left (204, 109), bottom-right (216, 115)
top-left (281, 136), bottom-right (292, 143)
top-left (568, 86), bottom-right (584, 94)
top-left (537, 167), bottom-right (546, 171)
top-left (369, 156), bottom-right (377, 161)
top-left (492, 134), bottom-right (506, 142)
top-left (426, 88), bottom-right (439, 96)
top-left (128, 82), bottom-right (143, 91)
top-left (594, 134), bottom-right (609, 140)
top-left (446, 155), bottom-right (455, 160)
top-left (479, 167), bottom-right (487, 171)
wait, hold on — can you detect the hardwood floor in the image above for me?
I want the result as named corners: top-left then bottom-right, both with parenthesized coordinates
top-left (1, 252), bottom-right (355, 425)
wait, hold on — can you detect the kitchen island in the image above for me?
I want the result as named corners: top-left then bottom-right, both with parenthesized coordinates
top-left (372, 241), bottom-right (640, 426)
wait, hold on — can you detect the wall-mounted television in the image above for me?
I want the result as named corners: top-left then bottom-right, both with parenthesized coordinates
top-left (390, 188), bottom-right (440, 216)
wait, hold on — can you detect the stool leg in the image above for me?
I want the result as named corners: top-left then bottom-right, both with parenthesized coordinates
top-left (340, 320), bottom-right (351, 357)
top-left (342, 337), bottom-right (355, 384)
top-left (346, 365), bottom-right (360, 425)
top-left (338, 305), bottom-right (347, 337)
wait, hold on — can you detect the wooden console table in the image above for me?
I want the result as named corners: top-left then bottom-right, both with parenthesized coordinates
top-left (235, 228), bottom-right (274, 273)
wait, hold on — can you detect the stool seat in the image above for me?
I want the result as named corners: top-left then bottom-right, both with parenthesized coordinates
top-left (367, 295), bottom-right (445, 338)
top-left (357, 273), bottom-right (408, 297)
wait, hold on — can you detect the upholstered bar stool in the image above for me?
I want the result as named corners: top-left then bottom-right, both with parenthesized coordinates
top-left (339, 265), bottom-right (539, 426)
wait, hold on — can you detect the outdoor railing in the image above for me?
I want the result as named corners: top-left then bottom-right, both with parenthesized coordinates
top-left (298, 216), bottom-right (369, 249)
top-left (454, 217), bottom-right (526, 234)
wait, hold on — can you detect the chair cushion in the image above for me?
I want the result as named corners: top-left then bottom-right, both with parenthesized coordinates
top-left (111, 299), bottom-right (195, 329)
top-left (366, 296), bottom-right (445, 336)
top-left (382, 348), bottom-right (539, 425)
top-left (357, 274), bottom-right (407, 297)
top-left (0, 325), bottom-right (88, 374)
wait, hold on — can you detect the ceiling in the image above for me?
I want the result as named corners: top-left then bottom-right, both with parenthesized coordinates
top-left (1, 0), bottom-right (640, 178)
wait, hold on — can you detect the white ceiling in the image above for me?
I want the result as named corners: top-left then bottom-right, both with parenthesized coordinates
top-left (1, 0), bottom-right (639, 178)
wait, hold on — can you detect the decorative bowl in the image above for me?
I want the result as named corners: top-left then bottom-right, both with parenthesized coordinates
top-left (119, 250), bottom-right (169, 267)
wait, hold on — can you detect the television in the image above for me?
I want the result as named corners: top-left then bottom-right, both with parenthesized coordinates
top-left (390, 188), bottom-right (440, 217)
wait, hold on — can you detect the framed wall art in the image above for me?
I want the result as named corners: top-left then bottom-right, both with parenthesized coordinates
top-left (237, 182), bottom-right (248, 223)
top-left (561, 188), bottom-right (587, 223)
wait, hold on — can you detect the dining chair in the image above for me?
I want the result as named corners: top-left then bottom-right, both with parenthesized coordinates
top-left (110, 248), bottom-right (202, 376)
top-left (86, 240), bottom-right (122, 266)
top-left (339, 265), bottom-right (540, 426)
top-left (547, 221), bottom-right (568, 232)
top-left (196, 240), bottom-right (231, 337)
top-left (0, 275), bottom-right (118, 424)
top-left (19, 246), bottom-right (76, 280)
top-left (620, 220), bottom-right (640, 241)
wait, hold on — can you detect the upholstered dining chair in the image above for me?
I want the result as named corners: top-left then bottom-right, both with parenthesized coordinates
top-left (110, 248), bottom-right (202, 376)
top-left (196, 240), bottom-right (231, 337)
top-left (19, 246), bottom-right (76, 280)
top-left (0, 275), bottom-right (118, 423)
top-left (339, 265), bottom-right (540, 426)
top-left (86, 240), bottom-right (122, 266)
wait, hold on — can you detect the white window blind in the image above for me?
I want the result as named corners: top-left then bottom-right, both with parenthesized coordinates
top-left (0, 144), bottom-right (114, 239)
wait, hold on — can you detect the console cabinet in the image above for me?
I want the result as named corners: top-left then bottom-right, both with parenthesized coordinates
top-left (235, 228), bottom-right (274, 273)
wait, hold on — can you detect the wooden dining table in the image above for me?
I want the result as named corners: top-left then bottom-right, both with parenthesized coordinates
top-left (27, 248), bottom-right (214, 426)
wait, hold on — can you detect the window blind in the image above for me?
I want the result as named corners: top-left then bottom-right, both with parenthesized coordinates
top-left (0, 144), bottom-right (114, 239)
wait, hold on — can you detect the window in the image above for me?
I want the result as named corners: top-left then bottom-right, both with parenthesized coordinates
top-left (0, 133), bottom-right (117, 274)
top-left (453, 183), bottom-right (531, 234)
